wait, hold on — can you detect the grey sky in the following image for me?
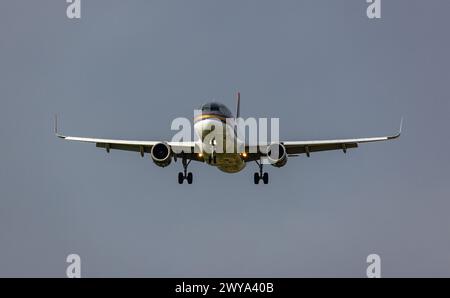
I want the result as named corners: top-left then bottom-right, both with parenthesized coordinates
top-left (0, 0), bottom-right (449, 277)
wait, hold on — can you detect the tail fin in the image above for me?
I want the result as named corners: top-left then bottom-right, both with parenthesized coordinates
top-left (236, 91), bottom-right (241, 119)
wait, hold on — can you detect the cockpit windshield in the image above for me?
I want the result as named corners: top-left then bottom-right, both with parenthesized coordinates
top-left (200, 102), bottom-right (233, 118)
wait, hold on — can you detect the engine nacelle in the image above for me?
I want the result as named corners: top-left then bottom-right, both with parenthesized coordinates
top-left (267, 143), bottom-right (288, 168)
top-left (150, 142), bottom-right (172, 167)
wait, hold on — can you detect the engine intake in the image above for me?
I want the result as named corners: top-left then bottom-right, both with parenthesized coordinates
top-left (267, 143), bottom-right (287, 168)
top-left (151, 142), bottom-right (172, 167)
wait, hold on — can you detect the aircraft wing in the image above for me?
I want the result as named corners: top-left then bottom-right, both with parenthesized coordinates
top-left (283, 134), bottom-right (399, 156)
top-left (54, 117), bottom-right (198, 159)
top-left (245, 119), bottom-right (402, 160)
top-left (57, 133), bottom-right (190, 150)
top-left (282, 119), bottom-right (402, 156)
top-left (57, 133), bottom-right (197, 156)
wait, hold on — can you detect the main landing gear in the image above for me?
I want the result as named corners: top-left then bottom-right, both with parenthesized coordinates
top-left (254, 160), bottom-right (269, 185)
top-left (178, 157), bottom-right (193, 184)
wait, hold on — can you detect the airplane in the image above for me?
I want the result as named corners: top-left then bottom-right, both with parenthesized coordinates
top-left (55, 92), bottom-right (402, 184)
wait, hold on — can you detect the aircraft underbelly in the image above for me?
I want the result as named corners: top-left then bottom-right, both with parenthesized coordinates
top-left (194, 118), bottom-right (246, 173)
top-left (215, 153), bottom-right (246, 173)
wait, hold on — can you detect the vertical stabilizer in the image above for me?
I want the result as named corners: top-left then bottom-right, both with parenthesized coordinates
top-left (236, 91), bottom-right (241, 119)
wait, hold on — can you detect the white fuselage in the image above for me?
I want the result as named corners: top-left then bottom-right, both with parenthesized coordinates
top-left (194, 118), bottom-right (246, 173)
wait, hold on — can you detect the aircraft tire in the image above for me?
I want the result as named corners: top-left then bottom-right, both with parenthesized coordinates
top-left (263, 172), bottom-right (269, 184)
top-left (178, 172), bottom-right (184, 184)
top-left (254, 173), bottom-right (260, 184)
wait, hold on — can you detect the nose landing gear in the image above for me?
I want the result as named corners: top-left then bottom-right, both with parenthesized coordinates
top-left (208, 151), bottom-right (217, 164)
top-left (254, 160), bottom-right (269, 184)
top-left (207, 138), bottom-right (217, 164)
top-left (178, 157), bottom-right (193, 184)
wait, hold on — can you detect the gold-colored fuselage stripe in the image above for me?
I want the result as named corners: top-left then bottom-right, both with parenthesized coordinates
top-left (194, 113), bottom-right (229, 123)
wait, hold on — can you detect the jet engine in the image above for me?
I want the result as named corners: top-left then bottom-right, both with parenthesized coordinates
top-left (150, 142), bottom-right (172, 167)
top-left (267, 143), bottom-right (287, 168)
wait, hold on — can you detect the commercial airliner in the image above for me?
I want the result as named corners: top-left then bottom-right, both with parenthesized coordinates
top-left (55, 93), bottom-right (402, 184)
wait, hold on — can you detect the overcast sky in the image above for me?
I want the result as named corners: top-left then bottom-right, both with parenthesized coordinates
top-left (0, 0), bottom-right (449, 277)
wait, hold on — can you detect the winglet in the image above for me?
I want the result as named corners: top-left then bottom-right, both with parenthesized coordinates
top-left (399, 117), bottom-right (403, 135)
top-left (388, 117), bottom-right (403, 139)
top-left (54, 114), bottom-right (58, 134)
top-left (54, 114), bottom-right (65, 138)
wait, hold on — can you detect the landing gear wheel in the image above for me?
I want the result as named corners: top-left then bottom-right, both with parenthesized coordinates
top-left (178, 172), bottom-right (184, 184)
top-left (254, 172), bottom-right (260, 184)
top-left (187, 172), bottom-right (193, 184)
top-left (178, 156), bottom-right (193, 184)
top-left (254, 160), bottom-right (269, 185)
top-left (262, 172), bottom-right (269, 184)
